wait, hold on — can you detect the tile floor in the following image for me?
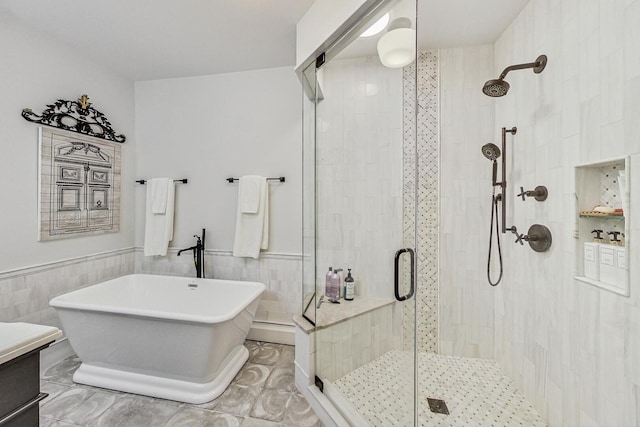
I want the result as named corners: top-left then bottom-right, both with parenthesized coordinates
top-left (333, 350), bottom-right (547, 427)
top-left (39, 341), bottom-right (322, 427)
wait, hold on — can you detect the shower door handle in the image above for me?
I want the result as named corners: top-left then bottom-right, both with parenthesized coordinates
top-left (394, 248), bottom-right (415, 301)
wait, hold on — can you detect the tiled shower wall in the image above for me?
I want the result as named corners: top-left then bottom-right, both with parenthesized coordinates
top-left (438, 44), bottom-right (497, 359)
top-left (490, 0), bottom-right (640, 424)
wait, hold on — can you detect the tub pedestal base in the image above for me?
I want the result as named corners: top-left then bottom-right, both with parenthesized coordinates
top-left (73, 345), bottom-right (248, 404)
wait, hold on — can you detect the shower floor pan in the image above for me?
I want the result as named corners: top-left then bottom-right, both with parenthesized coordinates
top-left (331, 350), bottom-right (546, 426)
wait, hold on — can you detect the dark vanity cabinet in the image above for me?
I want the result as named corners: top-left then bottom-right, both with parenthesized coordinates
top-left (0, 345), bottom-right (51, 427)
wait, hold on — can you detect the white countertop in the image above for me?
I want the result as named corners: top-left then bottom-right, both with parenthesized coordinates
top-left (0, 322), bottom-right (62, 365)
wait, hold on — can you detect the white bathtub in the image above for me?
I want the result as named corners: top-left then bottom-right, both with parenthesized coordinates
top-left (49, 274), bottom-right (265, 404)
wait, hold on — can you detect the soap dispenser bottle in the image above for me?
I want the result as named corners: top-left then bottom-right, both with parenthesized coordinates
top-left (344, 269), bottom-right (355, 301)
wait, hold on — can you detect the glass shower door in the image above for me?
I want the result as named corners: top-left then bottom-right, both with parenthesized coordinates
top-left (302, 1), bottom-right (419, 424)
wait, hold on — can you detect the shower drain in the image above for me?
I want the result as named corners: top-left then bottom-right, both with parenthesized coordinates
top-left (427, 398), bottom-right (449, 415)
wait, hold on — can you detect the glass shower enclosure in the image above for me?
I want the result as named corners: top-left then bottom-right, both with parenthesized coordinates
top-left (301, 0), bottom-right (420, 424)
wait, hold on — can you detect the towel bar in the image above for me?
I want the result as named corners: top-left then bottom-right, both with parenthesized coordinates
top-left (136, 179), bottom-right (188, 184)
top-left (226, 177), bottom-right (285, 183)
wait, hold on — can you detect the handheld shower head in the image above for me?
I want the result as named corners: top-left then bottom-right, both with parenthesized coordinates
top-left (482, 143), bottom-right (501, 186)
top-left (481, 143), bottom-right (501, 161)
top-left (482, 54), bottom-right (547, 97)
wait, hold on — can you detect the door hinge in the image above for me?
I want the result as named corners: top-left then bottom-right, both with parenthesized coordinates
top-left (315, 375), bottom-right (324, 392)
top-left (315, 53), bottom-right (325, 69)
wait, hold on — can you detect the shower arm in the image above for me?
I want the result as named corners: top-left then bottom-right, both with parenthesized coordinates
top-left (498, 61), bottom-right (543, 80)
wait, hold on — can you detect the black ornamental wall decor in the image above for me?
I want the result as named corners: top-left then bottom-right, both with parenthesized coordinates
top-left (22, 95), bottom-right (126, 143)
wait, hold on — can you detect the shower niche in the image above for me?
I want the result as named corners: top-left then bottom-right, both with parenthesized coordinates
top-left (574, 157), bottom-right (629, 296)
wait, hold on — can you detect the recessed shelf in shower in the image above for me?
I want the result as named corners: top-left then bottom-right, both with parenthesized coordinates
top-left (574, 156), bottom-right (629, 296)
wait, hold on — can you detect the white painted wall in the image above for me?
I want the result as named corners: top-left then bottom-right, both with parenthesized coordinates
top-left (0, 19), bottom-right (135, 272)
top-left (134, 67), bottom-right (302, 254)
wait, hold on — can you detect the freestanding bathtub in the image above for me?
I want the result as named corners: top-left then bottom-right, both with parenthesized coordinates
top-left (49, 274), bottom-right (265, 404)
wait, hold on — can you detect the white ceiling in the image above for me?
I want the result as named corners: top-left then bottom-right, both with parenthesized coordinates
top-left (0, 0), bottom-right (530, 81)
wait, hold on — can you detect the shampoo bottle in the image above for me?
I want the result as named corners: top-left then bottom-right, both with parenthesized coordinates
top-left (331, 268), bottom-right (342, 300)
top-left (325, 267), bottom-right (333, 298)
top-left (344, 269), bottom-right (355, 301)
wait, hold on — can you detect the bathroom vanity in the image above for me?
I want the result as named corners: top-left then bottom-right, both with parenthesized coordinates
top-left (0, 323), bottom-right (61, 427)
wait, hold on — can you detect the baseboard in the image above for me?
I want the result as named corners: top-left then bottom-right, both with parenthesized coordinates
top-left (40, 338), bottom-right (75, 376)
top-left (248, 322), bottom-right (295, 345)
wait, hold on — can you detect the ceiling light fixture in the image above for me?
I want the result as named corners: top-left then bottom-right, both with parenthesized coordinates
top-left (360, 13), bottom-right (389, 38)
top-left (377, 17), bottom-right (416, 68)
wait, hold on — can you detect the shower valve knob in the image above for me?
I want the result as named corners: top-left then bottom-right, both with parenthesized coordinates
top-left (517, 185), bottom-right (548, 202)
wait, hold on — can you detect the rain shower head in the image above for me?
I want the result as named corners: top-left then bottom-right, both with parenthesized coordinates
top-left (482, 79), bottom-right (510, 97)
top-left (481, 143), bottom-right (501, 161)
top-left (482, 54), bottom-right (547, 97)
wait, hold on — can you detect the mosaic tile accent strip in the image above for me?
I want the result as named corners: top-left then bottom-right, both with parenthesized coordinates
top-left (333, 350), bottom-right (546, 427)
top-left (403, 51), bottom-right (440, 353)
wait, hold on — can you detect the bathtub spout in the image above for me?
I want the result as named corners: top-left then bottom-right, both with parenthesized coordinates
top-left (177, 229), bottom-right (206, 278)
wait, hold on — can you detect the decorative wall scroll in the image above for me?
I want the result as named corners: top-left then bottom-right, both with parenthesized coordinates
top-left (23, 95), bottom-right (126, 143)
top-left (38, 127), bottom-right (121, 241)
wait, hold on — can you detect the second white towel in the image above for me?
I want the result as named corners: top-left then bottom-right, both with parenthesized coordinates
top-left (233, 176), bottom-right (269, 259)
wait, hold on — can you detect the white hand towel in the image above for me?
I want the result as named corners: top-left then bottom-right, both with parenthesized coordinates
top-left (149, 178), bottom-right (170, 214)
top-left (233, 176), bottom-right (269, 259)
top-left (144, 179), bottom-right (175, 256)
top-left (238, 175), bottom-right (262, 213)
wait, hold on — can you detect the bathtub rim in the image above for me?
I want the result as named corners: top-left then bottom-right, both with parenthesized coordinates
top-left (49, 273), bottom-right (266, 324)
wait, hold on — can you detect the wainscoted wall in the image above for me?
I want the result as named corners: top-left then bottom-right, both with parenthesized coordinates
top-left (0, 249), bottom-right (135, 329)
top-left (490, 0), bottom-right (640, 424)
top-left (438, 44), bottom-right (496, 359)
top-left (135, 249), bottom-right (301, 325)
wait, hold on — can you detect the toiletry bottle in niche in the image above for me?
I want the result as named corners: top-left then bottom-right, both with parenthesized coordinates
top-left (325, 267), bottom-right (333, 299)
top-left (344, 269), bottom-right (355, 301)
top-left (331, 268), bottom-right (343, 300)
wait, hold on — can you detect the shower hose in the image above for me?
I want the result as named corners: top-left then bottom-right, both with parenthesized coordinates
top-left (487, 187), bottom-right (503, 286)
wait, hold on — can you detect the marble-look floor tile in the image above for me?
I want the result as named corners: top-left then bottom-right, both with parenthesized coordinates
top-left (40, 381), bottom-right (73, 405)
top-left (233, 363), bottom-right (273, 388)
top-left (249, 388), bottom-right (292, 422)
top-left (41, 386), bottom-right (94, 421)
top-left (275, 346), bottom-right (295, 368)
top-left (240, 417), bottom-right (284, 427)
top-left (42, 355), bottom-right (81, 385)
top-left (59, 389), bottom-right (120, 425)
top-left (40, 418), bottom-right (82, 427)
top-left (208, 384), bottom-right (260, 416)
top-left (265, 366), bottom-right (295, 391)
top-left (165, 407), bottom-right (243, 426)
top-left (247, 341), bottom-right (282, 365)
top-left (281, 391), bottom-right (322, 427)
top-left (93, 395), bottom-right (181, 427)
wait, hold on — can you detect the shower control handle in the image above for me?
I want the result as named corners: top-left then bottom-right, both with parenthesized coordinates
top-left (517, 186), bottom-right (548, 202)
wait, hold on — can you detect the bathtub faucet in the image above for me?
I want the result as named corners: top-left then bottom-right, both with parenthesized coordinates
top-left (177, 228), bottom-right (206, 278)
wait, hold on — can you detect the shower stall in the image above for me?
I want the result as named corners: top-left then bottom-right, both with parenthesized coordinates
top-left (297, 0), bottom-right (545, 425)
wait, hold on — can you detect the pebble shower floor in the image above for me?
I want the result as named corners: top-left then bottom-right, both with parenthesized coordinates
top-left (39, 341), bottom-right (321, 427)
top-left (333, 350), bottom-right (547, 426)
